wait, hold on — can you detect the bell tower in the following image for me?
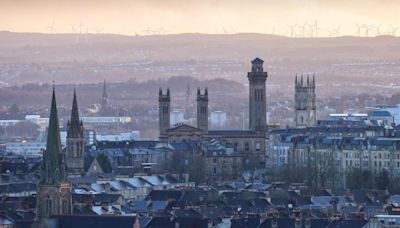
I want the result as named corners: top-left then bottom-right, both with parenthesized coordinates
top-left (294, 74), bottom-right (316, 127)
top-left (248, 57), bottom-right (268, 131)
top-left (66, 89), bottom-right (85, 174)
top-left (197, 88), bottom-right (209, 133)
top-left (159, 88), bottom-right (171, 140)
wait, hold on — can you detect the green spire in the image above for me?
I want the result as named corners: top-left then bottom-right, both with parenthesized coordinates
top-left (41, 86), bottom-right (63, 184)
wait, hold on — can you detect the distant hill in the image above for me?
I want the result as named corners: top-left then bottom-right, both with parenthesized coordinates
top-left (0, 31), bottom-right (399, 99)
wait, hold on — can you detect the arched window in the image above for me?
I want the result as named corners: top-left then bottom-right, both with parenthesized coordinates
top-left (62, 197), bottom-right (68, 214)
top-left (46, 196), bottom-right (52, 215)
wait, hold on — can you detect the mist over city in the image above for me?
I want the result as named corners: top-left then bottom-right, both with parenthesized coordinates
top-left (1, 1), bottom-right (400, 228)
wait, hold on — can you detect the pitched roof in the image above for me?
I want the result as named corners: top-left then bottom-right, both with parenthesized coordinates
top-left (167, 124), bottom-right (200, 133)
top-left (251, 57), bottom-right (264, 64)
top-left (52, 215), bottom-right (137, 228)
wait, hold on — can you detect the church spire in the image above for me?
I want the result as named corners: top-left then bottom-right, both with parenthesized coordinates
top-left (41, 86), bottom-right (63, 184)
top-left (71, 88), bottom-right (80, 126)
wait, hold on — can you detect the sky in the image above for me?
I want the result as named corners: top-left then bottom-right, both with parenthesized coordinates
top-left (0, 0), bottom-right (399, 37)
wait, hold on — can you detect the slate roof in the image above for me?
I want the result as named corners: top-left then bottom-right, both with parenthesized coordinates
top-left (371, 111), bottom-right (392, 117)
top-left (251, 57), bottom-right (264, 64)
top-left (231, 217), bottom-right (260, 228)
top-left (146, 190), bottom-right (182, 201)
top-left (145, 217), bottom-right (175, 228)
top-left (208, 130), bottom-right (264, 137)
top-left (51, 215), bottom-right (137, 228)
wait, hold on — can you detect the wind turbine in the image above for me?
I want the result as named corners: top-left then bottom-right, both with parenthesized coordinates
top-left (47, 20), bottom-right (56, 33)
top-left (373, 24), bottom-right (382, 36)
top-left (313, 20), bottom-right (321, 37)
top-left (389, 25), bottom-right (400, 36)
top-left (71, 24), bottom-right (80, 43)
top-left (131, 28), bottom-right (140, 36)
top-left (142, 26), bottom-right (153, 35)
top-left (354, 22), bottom-right (362, 37)
top-left (85, 27), bottom-right (89, 43)
top-left (287, 24), bottom-right (297, 38)
top-left (333, 25), bottom-right (341, 37)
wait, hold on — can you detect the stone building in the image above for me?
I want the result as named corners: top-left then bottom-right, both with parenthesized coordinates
top-left (267, 123), bottom-right (400, 189)
top-left (202, 139), bottom-right (242, 185)
top-left (37, 87), bottom-right (72, 224)
top-left (294, 75), bottom-right (316, 127)
top-left (159, 88), bottom-right (171, 141)
top-left (65, 89), bottom-right (85, 174)
top-left (197, 88), bottom-right (208, 133)
top-left (248, 57), bottom-right (268, 131)
top-left (158, 58), bottom-right (268, 183)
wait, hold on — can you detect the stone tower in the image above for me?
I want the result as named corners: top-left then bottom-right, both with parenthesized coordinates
top-left (248, 57), bottom-right (268, 131)
top-left (37, 87), bottom-right (72, 223)
top-left (159, 88), bottom-right (170, 139)
top-left (294, 74), bottom-right (316, 127)
top-left (197, 88), bottom-right (208, 133)
top-left (66, 89), bottom-right (85, 174)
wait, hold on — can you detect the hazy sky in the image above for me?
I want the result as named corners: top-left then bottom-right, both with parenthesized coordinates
top-left (1, 0), bottom-right (399, 36)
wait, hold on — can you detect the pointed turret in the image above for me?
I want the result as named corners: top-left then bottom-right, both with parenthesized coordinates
top-left (294, 73), bottom-right (317, 128)
top-left (67, 89), bottom-right (83, 138)
top-left (71, 89), bottom-right (80, 126)
top-left (66, 89), bottom-right (85, 174)
top-left (41, 86), bottom-right (63, 184)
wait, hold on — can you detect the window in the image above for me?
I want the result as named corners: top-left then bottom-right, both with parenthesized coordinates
top-left (245, 143), bottom-right (250, 152)
top-left (255, 143), bottom-right (261, 151)
top-left (46, 196), bottom-right (52, 215)
top-left (213, 167), bottom-right (217, 174)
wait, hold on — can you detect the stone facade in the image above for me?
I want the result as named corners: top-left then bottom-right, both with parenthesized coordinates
top-left (37, 87), bottom-right (72, 222)
top-left (268, 125), bottom-right (400, 189)
top-left (248, 57), bottom-right (268, 131)
top-left (294, 75), bottom-right (316, 127)
top-left (197, 88), bottom-right (209, 133)
top-left (66, 89), bottom-right (85, 174)
top-left (159, 88), bottom-right (171, 141)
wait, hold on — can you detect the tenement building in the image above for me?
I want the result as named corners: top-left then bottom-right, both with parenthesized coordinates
top-left (267, 120), bottom-right (400, 189)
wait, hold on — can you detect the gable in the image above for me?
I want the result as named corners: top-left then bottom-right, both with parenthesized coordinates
top-left (167, 124), bottom-right (200, 133)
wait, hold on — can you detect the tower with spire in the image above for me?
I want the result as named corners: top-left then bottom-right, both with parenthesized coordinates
top-left (66, 89), bottom-right (85, 174)
top-left (294, 74), bottom-right (317, 127)
top-left (248, 57), bottom-right (268, 131)
top-left (37, 87), bottom-right (72, 223)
